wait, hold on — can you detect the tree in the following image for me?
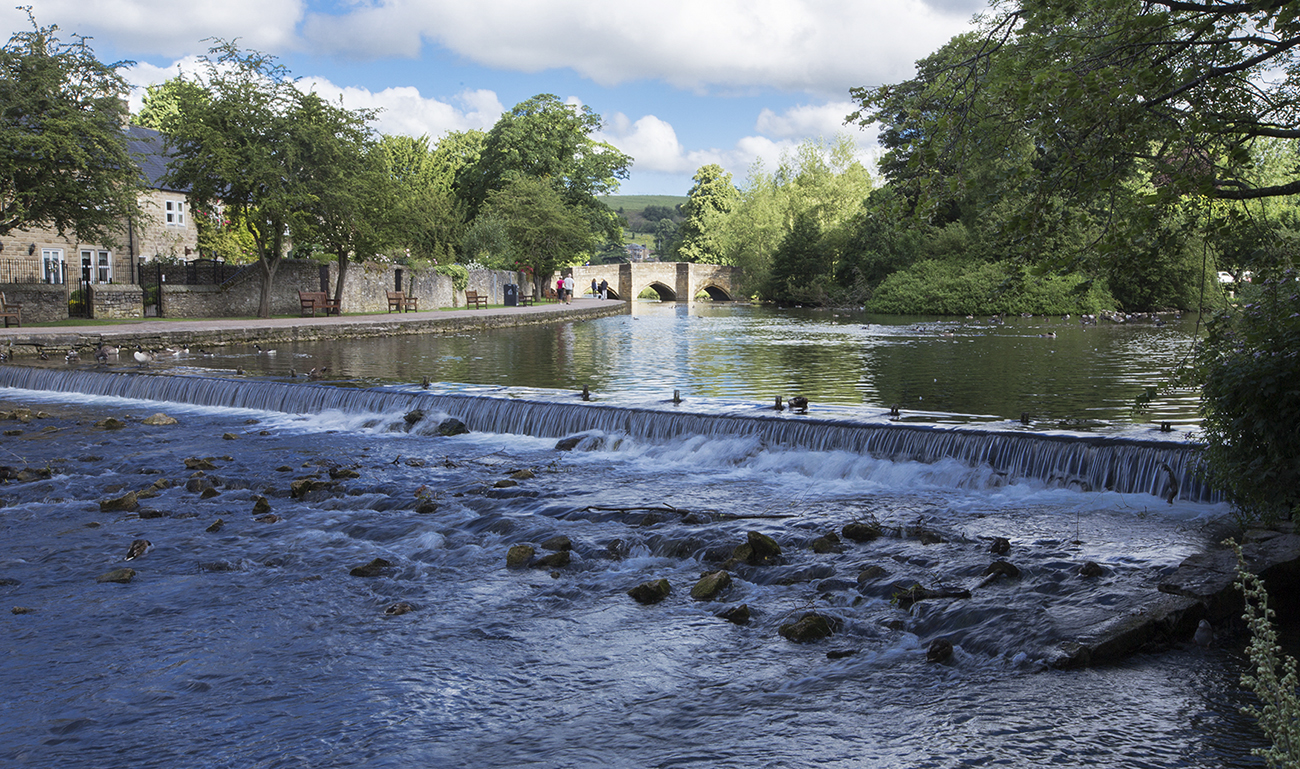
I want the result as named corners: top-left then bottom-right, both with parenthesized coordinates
top-left (766, 210), bottom-right (826, 303)
top-left (0, 14), bottom-right (140, 240)
top-left (456, 94), bottom-right (630, 241)
top-left (481, 176), bottom-right (595, 294)
top-left (156, 43), bottom-right (375, 317)
top-left (675, 164), bottom-right (739, 262)
top-left (374, 133), bottom-right (466, 264)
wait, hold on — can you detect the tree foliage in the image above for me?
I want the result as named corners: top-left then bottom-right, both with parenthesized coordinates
top-left (457, 94), bottom-right (629, 242)
top-left (0, 13), bottom-right (140, 240)
top-left (675, 164), bottom-right (739, 263)
top-left (481, 176), bottom-right (596, 292)
top-left (156, 42), bottom-right (376, 317)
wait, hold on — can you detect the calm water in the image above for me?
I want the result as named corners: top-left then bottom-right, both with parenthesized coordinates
top-left (171, 303), bottom-right (1203, 433)
top-left (0, 303), bottom-right (1261, 768)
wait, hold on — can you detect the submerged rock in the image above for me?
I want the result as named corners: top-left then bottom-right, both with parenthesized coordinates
top-left (555, 436), bottom-right (582, 451)
top-left (1079, 561), bottom-right (1108, 579)
top-left (628, 578), bottom-right (671, 605)
top-left (990, 537), bottom-right (1011, 555)
top-left (96, 568), bottom-right (136, 584)
top-left (509, 469), bottom-right (536, 480)
top-left (892, 583), bottom-right (971, 610)
top-left (94, 417), bottom-right (127, 430)
top-left (719, 604), bottom-right (751, 625)
top-left (142, 413), bottom-right (179, 426)
top-left (779, 612), bottom-right (838, 643)
top-left (384, 602), bottom-right (415, 616)
top-left (329, 467), bottom-right (360, 480)
top-left (205, 518), bottom-right (225, 533)
top-left (185, 457), bottom-right (218, 470)
top-left (541, 535), bottom-right (572, 552)
top-left (290, 478), bottom-right (331, 498)
top-left (349, 558), bottom-right (394, 578)
top-left (690, 570), bottom-right (732, 601)
top-left (99, 491), bottom-right (139, 513)
top-left (842, 521), bottom-right (882, 542)
top-left (857, 565), bottom-right (889, 582)
top-left (927, 638), bottom-right (954, 663)
top-left (811, 532), bottom-right (842, 554)
top-left (252, 496), bottom-right (272, 516)
top-left (403, 409), bottom-right (425, 429)
top-left (533, 551), bottom-right (570, 569)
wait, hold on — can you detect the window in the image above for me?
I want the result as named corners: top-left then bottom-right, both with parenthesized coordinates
top-left (165, 200), bottom-right (185, 226)
top-left (41, 249), bottom-right (65, 284)
top-left (80, 249), bottom-right (112, 284)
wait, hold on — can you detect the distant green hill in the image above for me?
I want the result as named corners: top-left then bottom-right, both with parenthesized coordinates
top-left (601, 195), bottom-right (688, 217)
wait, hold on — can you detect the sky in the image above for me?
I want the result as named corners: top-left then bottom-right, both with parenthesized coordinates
top-left (4, 0), bottom-right (987, 196)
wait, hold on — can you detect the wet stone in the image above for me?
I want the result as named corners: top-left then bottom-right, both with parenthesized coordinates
top-left (990, 537), bottom-right (1012, 555)
top-left (628, 578), bottom-right (671, 605)
top-left (96, 568), bottom-right (136, 584)
top-left (200, 487), bottom-right (220, 499)
top-left (185, 458), bottom-right (218, 470)
top-left (142, 413), bottom-right (178, 426)
top-left (533, 551), bottom-right (570, 569)
top-left (1080, 561), bottom-right (1108, 578)
top-left (222, 433), bottom-right (239, 441)
top-left (100, 491), bottom-right (139, 513)
top-left (506, 545), bottom-right (535, 569)
top-left (11, 606), bottom-right (34, 614)
top-left (541, 535), bottom-right (572, 552)
top-left (927, 638), bottom-right (954, 663)
top-left (811, 533), bottom-right (842, 554)
top-left (983, 561), bottom-right (1021, 579)
top-left (690, 570), bottom-right (732, 601)
top-left (437, 418), bottom-right (468, 437)
top-left (94, 417), bottom-right (127, 430)
top-left (255, 514), bottom-right (280, 523)
top-left (349, 558), bottom-right (394, 578)
top-left (857, 565), bottom-right (889, 582)
top-left (719, 604), bottom-right (751, 625)
top-left (252, 497), bottom-right (272, 515)
top-left (779, 612), bottom-right (838, 643)
top-left (555, 436), bottom-right (582, 451)
top-left (385, 602), bottom-right (415, 616)
top-left (205, 518), bottom-right (225, 533)
top-left (329, 467), bottom-right (360, 480)
top-left (842, 521), bottom-right (882, 542)
top-left (509, 469), bottom-right (536, 480)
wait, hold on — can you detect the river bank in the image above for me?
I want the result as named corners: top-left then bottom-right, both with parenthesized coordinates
top-left (0, 297), bottom-right (629, 357)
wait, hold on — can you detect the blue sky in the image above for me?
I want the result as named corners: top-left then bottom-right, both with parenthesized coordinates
top-left (6, 0), bottom-right (986, 196)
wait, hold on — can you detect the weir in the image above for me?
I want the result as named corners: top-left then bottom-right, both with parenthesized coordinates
top-left (0, 366), bottom-right (1218, 503)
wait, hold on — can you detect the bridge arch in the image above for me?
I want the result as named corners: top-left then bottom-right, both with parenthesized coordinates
top-left (640, 282), bottom-right (678, 301)
top-left (695, 283), bottom-right (734, 301)
top-left (561, 262), bottom-right (741, 304)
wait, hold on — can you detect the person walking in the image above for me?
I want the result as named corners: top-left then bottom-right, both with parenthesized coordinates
top-left (563, 275), bottom-right (576, 305)
top-left (556, 277), bottom-right (565, 303)
top-left (598, 278), bottom-right (608, 300)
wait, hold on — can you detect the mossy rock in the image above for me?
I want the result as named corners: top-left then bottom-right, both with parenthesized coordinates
top-left (534, 551), bottom-right (570, 569)
top-left (719, 603), bottom-right (751, 625)
top-left (142, 413), bottom-right (178, 426)
top-left (185, 457), bottom-right (218, 470)
top-left (100, 491), bottom-right (139, 513)
top-left (349, 558), bottom-right (394, 578)
top-left (779, 612), bottom-right (837, 643)
top-left (290, 478), bottom-right (331, 498)
top-left (252, 497), bottom-right (272, 516)
top-left (96, 567), bottom-right (136, 584)
top-left (628, 578), bottom-right (671, 605)
top-left (437, 418), bottom-right (469, 436)
top-left (811, 533), bottom-right (842, 554)
top-left (94, 417), bottom-right (127, 430)
top-left (541, 535), bottom-right (572, 552)
top-left (842, 522), bottom-right (882, 542)
top-left (690, 570), bottom-right (732, 601)
top-left (506, 545), bottom-right (535, 569)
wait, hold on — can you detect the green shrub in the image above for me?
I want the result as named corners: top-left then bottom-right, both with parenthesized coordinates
top-left (434, 263), bottom-right (469, 293)
top-left (1197, 271), bottom-right (1300, 522)
top-left (864, 259), bottom-right (1116, 316)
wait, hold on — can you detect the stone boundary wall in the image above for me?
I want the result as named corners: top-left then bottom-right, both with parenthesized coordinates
top-left (88, 285), bottom-right (144, 320)
top-left (0, 284), bottom-right (70, 324)
top-left (158, 260), bottom-right (526, 317)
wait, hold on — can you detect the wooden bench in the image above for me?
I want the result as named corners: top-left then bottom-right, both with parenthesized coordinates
top-left (0, 292), bottom-right (22, 327)
top-left (465, 290), bottom-right (488, 309)
top-left (517, 293), bottom-right (535, 307)
top-left (299, 291), bottom-right (340, 317)
top-left (386, 290), bottom-right (418, 313)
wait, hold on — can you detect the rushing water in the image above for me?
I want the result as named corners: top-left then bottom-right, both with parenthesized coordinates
top-left (0, 304), bottom-right (1265, 768)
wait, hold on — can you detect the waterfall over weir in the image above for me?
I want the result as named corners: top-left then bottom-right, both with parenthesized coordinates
top-left (0, 366), bottom-right (1217, 503)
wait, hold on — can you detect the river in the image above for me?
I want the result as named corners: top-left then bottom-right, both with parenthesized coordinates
top-left (0, 304), bottom-right (1266, 768)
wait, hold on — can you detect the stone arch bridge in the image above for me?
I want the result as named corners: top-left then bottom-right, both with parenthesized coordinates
top-left (561, 262), bottom-right (740, 302)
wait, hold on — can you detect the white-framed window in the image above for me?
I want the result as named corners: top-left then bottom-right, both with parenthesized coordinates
top-left (41, 248), bottom-right (65, 284)
top-left (165, 199), bottom-right (185, 226)
top-left (80, 249), bottom-right (112, 284)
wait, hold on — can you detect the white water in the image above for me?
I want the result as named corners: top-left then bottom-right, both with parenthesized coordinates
top-left (0, 371), bottom-right (1260, 768)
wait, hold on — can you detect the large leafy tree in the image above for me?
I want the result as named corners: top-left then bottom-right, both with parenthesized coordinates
top-left (457, 94), bottom-right (630, 241)
top-left (374, 133), bottom-right (467, 263)
top-left (157, 43), bottom-right (375, 317)
top-left (674, 164), bottom-right (739, 263)
top-left (481, 176), bottom-right (595, 294)
top-left (0, 14), bottom-right (140, 240)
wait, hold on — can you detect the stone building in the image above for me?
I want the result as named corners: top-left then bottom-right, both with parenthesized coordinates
top-left (0, 125), bottom-right (199, 287)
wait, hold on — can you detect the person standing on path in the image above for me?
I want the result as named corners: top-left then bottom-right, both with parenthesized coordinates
top-left (563, 275), bottom-right (576, 305)
top-left (591, 278), bottom-right (598, 299)
top-left (598, 279), bottom-right (608, 300)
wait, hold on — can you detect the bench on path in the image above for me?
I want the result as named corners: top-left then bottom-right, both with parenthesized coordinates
top-left (299, 291), bottom-right (340, 317)
top-left (465, 290), bottom-right (489, 309)
top-left (517, 293), bottom-right (536, 307)
top-left (0, 292), bottom-right (22, 327)
top-left (387, 290), bottom-right (419, 313)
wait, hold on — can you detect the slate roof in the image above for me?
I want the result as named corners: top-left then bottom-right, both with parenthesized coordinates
top-left (123, 125), bottom-right (183, 192)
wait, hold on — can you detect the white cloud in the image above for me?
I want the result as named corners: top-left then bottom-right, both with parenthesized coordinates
top-left (13, 0), bottom-right (306, 57)
top-left (600, 101), bottom-right (880, 189)
top-left (301, 0), bottom-right (978, 95)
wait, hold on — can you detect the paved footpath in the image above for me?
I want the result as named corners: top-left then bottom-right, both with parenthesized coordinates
top-left (0, 298), bottom-right (627, 357)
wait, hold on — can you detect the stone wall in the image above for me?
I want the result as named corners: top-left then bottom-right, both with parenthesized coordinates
top-left (88, 285), bottom-right (144, 320)
top-left (156, 260), bottom-right (526, 317)
top-left (0, 284), bottom-right (70, 324)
